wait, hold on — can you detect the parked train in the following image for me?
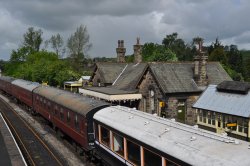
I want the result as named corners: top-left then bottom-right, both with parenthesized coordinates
top-left (1, 76), bottom-right (250, 166)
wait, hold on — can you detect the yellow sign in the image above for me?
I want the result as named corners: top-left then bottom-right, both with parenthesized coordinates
top-left (226, 123), bottom-right (237, 127)
top-left (159, 102), bottom-right (165, 108)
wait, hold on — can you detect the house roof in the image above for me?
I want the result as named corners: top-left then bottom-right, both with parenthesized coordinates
top-left (149, 62), bottom-right (232, 94)
top-left (80, 63), bottom-right (147, 100)
top-left (112, 63), bottom-right (148, 91)
top-left (95, 62), bottom-right (127, 84)
top-left (193, 84), bottom-right (250, 118)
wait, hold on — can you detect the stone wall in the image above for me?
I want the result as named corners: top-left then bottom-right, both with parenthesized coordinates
top-left (138, 70), bottom-right (164, 115)
top-left (138, 70), bottom-right (200, 125)
top-left (91, 69), bottom-right (104, 87)
top-left (166, 95), bottom-right (199, 125)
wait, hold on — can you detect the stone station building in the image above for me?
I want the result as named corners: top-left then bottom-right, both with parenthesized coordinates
top-left (80, 39), bottom-right (231, 125)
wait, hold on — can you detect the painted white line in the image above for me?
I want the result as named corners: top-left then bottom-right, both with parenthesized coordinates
top-left (0, 113), bottom-right (28, 166)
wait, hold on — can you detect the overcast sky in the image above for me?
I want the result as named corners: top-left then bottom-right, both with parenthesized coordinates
top-left (0, 0), bottom-right (250, 60)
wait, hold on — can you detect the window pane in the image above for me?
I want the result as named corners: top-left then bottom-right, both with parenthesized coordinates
top-left (75, 115), bottom-right (79, 130)
top-left (101, 126), bottom-right (110, 147)
top-left (113, 133), bottom-right (124, 157)
top-left (127, 140), bottom-right (140, 165)
top-left (67, 111), bottom-right (70, 123)
top-left (60, 108), bottom-right (64, 120)
top-left (144, 148), bottom-right (161, 166)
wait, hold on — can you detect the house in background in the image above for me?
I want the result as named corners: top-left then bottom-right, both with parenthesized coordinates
top-left (83, 39), bottom-right (231, 125)
top-left (193, 81), bottom-right (250, 141)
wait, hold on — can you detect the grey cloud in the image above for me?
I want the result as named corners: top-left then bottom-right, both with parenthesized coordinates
top-left (1, 0), bottom-right (250, 60)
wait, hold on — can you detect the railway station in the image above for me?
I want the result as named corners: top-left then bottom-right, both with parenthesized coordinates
top-left (0, 113), bottom-right (27, 166)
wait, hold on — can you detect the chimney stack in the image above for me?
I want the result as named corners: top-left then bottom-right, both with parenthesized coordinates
top-left (194, 40), bottom-right (208, 86)
top-left (134, 37), bottom-right (142, 63)
top-left (116, 40), bottom-right (126, 63)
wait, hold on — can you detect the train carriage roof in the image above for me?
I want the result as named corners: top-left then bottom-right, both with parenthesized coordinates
top-left (0, 76), bottom-right (16, 83)
top-left (94, 106), bottom-right (250, 166)
top-left (34, 86), bottom-right (108, 116)
top-left (12, 79), bottom-right (40, 91)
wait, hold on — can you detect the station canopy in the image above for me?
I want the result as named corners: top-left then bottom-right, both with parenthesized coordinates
top-left (79, 87), bottom-right (142, 101)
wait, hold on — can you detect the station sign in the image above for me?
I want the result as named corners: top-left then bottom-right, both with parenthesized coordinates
top-left (226, 123), bottom-right (237, 127)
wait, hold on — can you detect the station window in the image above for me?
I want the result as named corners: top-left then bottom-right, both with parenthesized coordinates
top-left (207, 111), bottom-right (215, 125)
top-left (113, 132), bottom-right (124, 157)
top-left (127, 139), bottom-right (140, 165)
top-left (238, 118), bottom-right (248, 134)
top-left (75, 115), bottom-right (79, 130)
top-left (60, 108), bottom-right (64, 120)
top-left (202, 110), bottom-right (207, 123)
top-left (144, 148), bottom-right (161, 166)
top-left (67, 111), bottom-right (70, 123)
top-left (100, 126), bottom-right (110, 147)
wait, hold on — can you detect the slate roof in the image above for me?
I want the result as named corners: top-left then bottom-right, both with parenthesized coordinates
top-left (95, 62), bottom-right (127, 84)
top-left (193, 85), bottom-right (250, 118)
top-left (112, 63), bottom-right (148, 91)
top-left (149, 62), bottom-right (232, 94)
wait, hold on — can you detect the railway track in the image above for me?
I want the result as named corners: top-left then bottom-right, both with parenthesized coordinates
top-left (0, 97), bottom-right (66, 166)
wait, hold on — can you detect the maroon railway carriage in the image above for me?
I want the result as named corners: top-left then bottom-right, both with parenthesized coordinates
top-left (11, 79), bottom-right (40, 109)
top-left (33, 86), bottom-right (109, 150)
top-left (0, 76), bottom-right (15, 95)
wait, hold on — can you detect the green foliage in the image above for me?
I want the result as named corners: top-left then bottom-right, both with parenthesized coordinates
top-left (209, 47), bottom-right (227, 64)
top-left (162, 32), bottom-right (192, 61)
top-left (46, 33), bottom-right (65, 58)
top-left (23, 27), bottom-right (43, 54)
top-left (222, 64), bottom-right (243, 81)
top-left (142, 43), bottom-right (178, 62)
top-left (125, 55), bottom-right (134, 63)
top-left (5, 51), bottom-right (80, 87)
top-left (67, 25), bottom-right (92, 72)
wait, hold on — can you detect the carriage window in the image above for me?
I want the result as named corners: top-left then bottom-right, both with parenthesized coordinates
top-left (113, 132), bottom-right (124, 157)
top-left (75, 115), bottom-right (79, 130)
top-left (127, 140), bottom-right (140, 165)
top-left (67, 111), bottom-right (70, 123)
top-left (54, 106), bottom-right (58, 115)
top-left (94, 123), bottom-right (99, 141)
top-left (144, 148), bottom-right (161, 166)
top-left (48, 102), bottom-right (51, 110)
top-left (60, 108), bottom-right (64, 120)
top-left (100, 126), bottom-right (110, 147)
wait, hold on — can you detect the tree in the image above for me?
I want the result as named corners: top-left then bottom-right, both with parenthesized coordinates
top-left (162, 32), bottom-right (191, 61)
top-left (209, 47), bottom-right (227, 65)
top-left (10, 47), bottom-right (29, 62)
top-left (47, 33), bottom-right (65, 58)
top-left (142, 43), bottom-right (178, 62)
top-left (23, 27), bottom-right (43, 54)
top-left (227, 45), bottom-right (243, 73)
top-left (67, 25), bottom-right (92, 72)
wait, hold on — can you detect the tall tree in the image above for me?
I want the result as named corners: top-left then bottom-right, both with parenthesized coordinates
top-left (162, 32), bottom-right (189, 61)
top-left (47, 33), bottom-right (65, 58)
top-left (67, 25), bottom-right (92, 72)
top-left (142, 43), bottom-right (178, 62)
top-left (23, 27), bottom-right (43, 54)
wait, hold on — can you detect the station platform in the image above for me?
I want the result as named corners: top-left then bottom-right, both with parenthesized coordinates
top-left (0, 113), bottom-right (27, 166)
